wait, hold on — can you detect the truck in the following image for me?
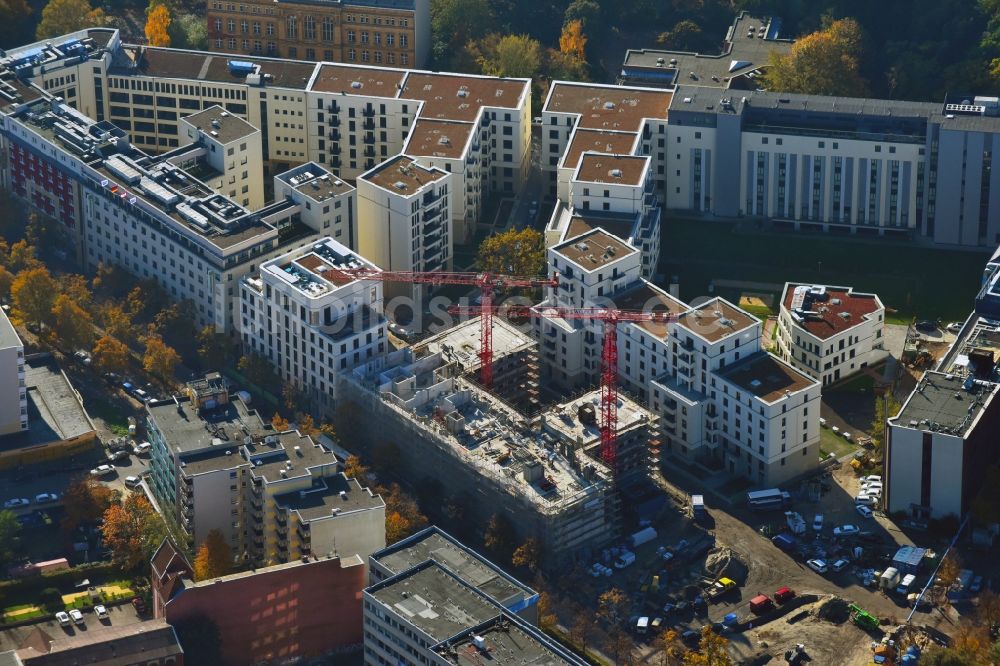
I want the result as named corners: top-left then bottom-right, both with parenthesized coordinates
top-left (849, 604), bottom-right (880, 631)
top-left (749, 594), bottom-right (774, 614)
top-left (691, 494), bottom-right (707, 521)
top-left (771, 533), bottom-right (796, 551)
top-left (879, 567), bottom-right (901, 590)
top-left (706, 577), bottom-right (737, 601)
top-left (785, 511), bottom-right (807, 535)
top-left (628, 527), bottom-right (657, 549)
top-left (614, 551), bottom-right (636, 569)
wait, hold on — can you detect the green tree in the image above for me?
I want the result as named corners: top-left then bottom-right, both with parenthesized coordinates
top-left (51, 294), bottom-right (95, 352)
top-left (563, 0), bottom-right (602, 36)
top-left (0, 510), bottom-right (22, 567)
top-left (476, 227), bottom-right (545, 277)
top-left (169, 13), bottom-right (208, 50)
top-left (475, 34), bottom-right (543, 79)
top-left (869, 391), bottom-right (901, 452)
top-left (36, 0), bottom-right (106, 38)
top-left (762, 18), bottom-right (871, 97)
top-left (238, 352), bottom-right (276, 386)
top-left (193, 529), bottom-right (233, 581)
top-left (921, 646), bottom-right (978, 666)
top-left (657, 20), bottom-right (708, 52)
top-left (430, 0), bottom-right (491, 67)
top-left (11, 266), bottom-right (59, 330)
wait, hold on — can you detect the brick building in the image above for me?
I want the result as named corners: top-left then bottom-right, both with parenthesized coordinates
top-left (207, 0), bottom-right (430, 68)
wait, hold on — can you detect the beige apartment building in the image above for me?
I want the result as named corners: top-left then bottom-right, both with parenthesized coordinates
top-left (207, 0), bottom-right (430, 69)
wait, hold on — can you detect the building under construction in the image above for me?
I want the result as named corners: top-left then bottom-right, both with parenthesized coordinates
top-left (341, 323), bottom-right (659, 562)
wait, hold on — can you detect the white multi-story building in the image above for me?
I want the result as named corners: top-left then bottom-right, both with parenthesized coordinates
top-left (271, 163), bottom-right (358, 264)
top-left (176, 105), bottom-right (265, 210)
top-left (0, 309), bottom-right (27, 436)
top-left (776, 283), bottom-right (885, 386)
top-left (240, 236), bottom-right (386, 414)
top-left (147, 373), bottom-right (385, 566)
top-left (357, 154), bottom-right (450, 301)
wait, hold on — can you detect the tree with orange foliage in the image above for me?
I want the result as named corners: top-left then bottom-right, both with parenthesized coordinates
top-left (559, 20), bottom-right (587, 60)
top-left (193, 529), bottom-right (233, 581)
top-left (145, 3), bottom-right (171, 47)
top-left (92, 335), bottom-right (130, 375)
top-left (762, 18), bottom-right (869, 97)
top-left (101, 493), bottom-right (166, 570)
top-left (62, 477), bottom-right (114, 533)
top-left (271, 413), bottom-right (290, 431)
top-left (383, 483), bottom-right (428, 544)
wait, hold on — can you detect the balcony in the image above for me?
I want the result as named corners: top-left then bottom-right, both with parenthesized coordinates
top-left (277, 539), bottom-right (288, 551)
top-left (363, 147), bottom-right (376, 158)
top-left (275, 513), bottom-right (287, 526)
top-left (327, 102), bottom-right (340, 114)
top-left (363, 133), bottom-right (375, 144)
top-left (362, 108), bottom-right (375, 118)
top-left (328, 129), bottom-right (340, 141)
top-left (297, 524), bottom-right (310, 540)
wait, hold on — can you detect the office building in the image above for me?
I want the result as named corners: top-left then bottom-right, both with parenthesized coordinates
top-left (240, 236), bottom-right (387, 415)
top-left (368, 526), bottom-right (537, 621)
top-left (776, 283), bottom-right (885, 386)
top-left (620, 12), bottom-right (793, 91)
top-left (152, 538), bottom-right (366, 665)
top-left (146, 374), bottom-right (385, 565)
top-left (363, 560), bottom-right (587, 666)
top-left (0, 310), bottom-right (26, 436)
top-left (207, 0), bottom-right (430, 69)
top-left (886, 372), bottom-right (1000, 519)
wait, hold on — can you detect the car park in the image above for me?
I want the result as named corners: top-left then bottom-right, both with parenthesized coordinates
top-left (812, 514), bottom-right (824, 532)
top-left (68, 609), bottom-right (84, 626)
top-left (56, 611), bottom-right (71, 627)
top-left (3, 498), bottom-right (30, 509)
top-left (34, 493), bottom-right (58, 504)
top-left (833, 525), bottom-right (860, 536)
top-left (90, 464), bottom-right (115, 477)
top-left (807, 559), bottom-right (828, 574)
top-left (855, 504), bottom-right (874, 518)
top-left (94, 605), bottom-right (109, 621)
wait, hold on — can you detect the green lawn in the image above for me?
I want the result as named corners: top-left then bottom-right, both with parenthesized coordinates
top-left (659, 219), bottom-right (989, 323)
top-left (85, 396), bottom-right (130, 436)
top-left (819, 428), bottom-right (860, 460)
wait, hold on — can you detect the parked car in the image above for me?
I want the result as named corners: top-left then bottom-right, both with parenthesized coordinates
top-left (774, 586), bottom-right (795, 603)
top-left (108, 450), bottom-right (130, 462)
top-left (124, 476), bottom-right (142, 489)
top-left (832, 558), bottom-right (851, 572)
top-left (56, 611), bottom-right (71, 627)
top-left (861, 475), bottom-right (882, 484)
top-left (855, 494), bottom-right (878, 507)
top-left (812, 514), bottom-right (824, 532)
top-left (68, 609), bottom-right (84, 626)
top-left (915, 320), bottom-right (938, 333)
top-left (681, 630), bottom-right (700, 646)
top-left (73, 350), bottom-right (91, 365)
top-left (90, 464), bottom-right (115, 477)
top-left (3, 498), bottom-right (30, 509)
top-left (133, 442), bottom-right (152, 455)
top-left (947, 322), bottom-right (962, 333)
top-left (94, 605), bottom-right (110, 621)
top-left (833, 525), bottom-right (860, 536)
top-left (34, 493), bottom-right (58, 504)
top-left (807, 559), bottom-right (828, 574)
top-left (855, 505), bottom-right (874, 518)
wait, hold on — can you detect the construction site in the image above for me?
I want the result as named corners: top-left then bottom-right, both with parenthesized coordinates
top-left (341, 316), bottom-right (661, 561)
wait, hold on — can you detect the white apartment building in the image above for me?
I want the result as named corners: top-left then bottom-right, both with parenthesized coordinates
top-left (271, 163), bottom-right (358, 261)
top-left (357, 155), bottom-right (451, 301)
top-left (542, 82), bottom-right (672, 202)
top-left (0, 309), bottom-right (27, 436)
top-left (240, 236), bottom-right (386, 415)
top-left (776, 283), bottom-right (885, 386)
top-left (176, 105), bottom-right (265, 210)
top-left (147, 374), bottom-right (385, 566)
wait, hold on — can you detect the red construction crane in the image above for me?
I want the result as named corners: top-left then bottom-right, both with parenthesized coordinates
top-left (449, 305), bottom-right (678, 469)
top-left (326, 267), bottom-right (557, 388)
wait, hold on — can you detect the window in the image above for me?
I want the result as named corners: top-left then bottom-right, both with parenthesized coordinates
top-left (322, 17), bottom-right (333, 40)
top-left (400, 34), bottom-right (408, 48)
top-left (304, 16), bottom-right (315, 39)
top-left (287, 15), bottom-right (297, 38)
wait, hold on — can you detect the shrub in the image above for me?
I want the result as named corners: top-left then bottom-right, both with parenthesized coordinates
top-left (38, 588), bottom-right (63, 612)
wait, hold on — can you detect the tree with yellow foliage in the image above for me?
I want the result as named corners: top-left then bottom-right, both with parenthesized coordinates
top-left (559, 20), bottom-right (587, 60)
top-left (143, 334), bottom-right (180, 383)
top-left (193, 529), bottom-right (233, 581)
top-left (11, 266), bottom-right (58, 330)
top-left (36, 0), bottom-right (105, 39)
top-left (92, 335), bottom-right (130, 375)
top-left (145, 4), bottom-right (172, 47)
top-left (762, 18), bottom-right (870, 97)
